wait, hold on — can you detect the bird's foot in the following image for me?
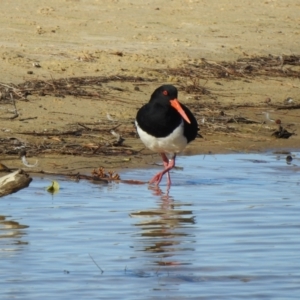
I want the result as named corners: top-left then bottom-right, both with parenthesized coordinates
top-left (149, 155), bottom-right (176, 186)
top-left (149, 172), bottom-right (164, 185)
top-left (149, 170), bottom-right (172, 186)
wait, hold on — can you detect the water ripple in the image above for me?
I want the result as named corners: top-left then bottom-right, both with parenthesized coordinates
top-left (0, 152), bottom-right (299, 299)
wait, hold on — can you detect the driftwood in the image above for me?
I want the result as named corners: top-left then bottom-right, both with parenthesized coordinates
top-left (0, 169), bottom-right (32, 197)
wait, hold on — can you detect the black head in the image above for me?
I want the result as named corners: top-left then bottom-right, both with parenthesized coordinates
top-left (150, 85), bottom-right (178, 103)
top-left (148, 84), bottom-right (191, 124)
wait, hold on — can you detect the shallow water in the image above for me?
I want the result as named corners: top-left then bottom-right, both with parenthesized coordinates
top-left (1, 153), bottom-right (299, 300)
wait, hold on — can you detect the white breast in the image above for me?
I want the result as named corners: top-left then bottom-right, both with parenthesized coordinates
top-left (135, 120), bottom-right (188, 154)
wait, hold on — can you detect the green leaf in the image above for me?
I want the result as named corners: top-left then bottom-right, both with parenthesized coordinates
top-left (46, 180), bottom-right (60, 194)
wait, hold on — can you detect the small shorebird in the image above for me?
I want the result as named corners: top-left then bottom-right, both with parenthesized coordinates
top-left (135, 85), bottom-right (199, 186)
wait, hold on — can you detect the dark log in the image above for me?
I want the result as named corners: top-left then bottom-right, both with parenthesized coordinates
top-left (0, 169), bottom-right (32, 197)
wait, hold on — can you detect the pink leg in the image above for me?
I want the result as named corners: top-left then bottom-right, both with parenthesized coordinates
top-left (161, 153), bottom-right (171, 184)
top-left (149, 154), bottom-right (176, 186)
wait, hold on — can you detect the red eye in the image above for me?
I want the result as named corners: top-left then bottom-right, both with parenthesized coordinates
top-left (163, 90), bottom-right (168, 96)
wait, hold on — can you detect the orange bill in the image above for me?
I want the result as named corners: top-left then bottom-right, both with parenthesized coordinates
top-left (170, 99), bottom-right (191, 124)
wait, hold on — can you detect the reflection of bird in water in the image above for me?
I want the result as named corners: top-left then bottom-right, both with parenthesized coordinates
top-left (130, 190), bottom-right (195, 266)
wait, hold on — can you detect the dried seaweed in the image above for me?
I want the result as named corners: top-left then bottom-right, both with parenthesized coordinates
top-left (91, 167), bottom-right (120, 180)
top-left (0, 54), bottom-right (298, 160)
top-left (0, 75), bottom-right (156, 101)
top-left (0, 123), bottom-right (137, 157)
top-left (272, 125), bottom-right (295, 139)
top-left (158, 54), bottom-right (300, 84)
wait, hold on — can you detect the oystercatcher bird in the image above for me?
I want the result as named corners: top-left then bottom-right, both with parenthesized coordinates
top-left (135, 85), bottom-right (199, 186)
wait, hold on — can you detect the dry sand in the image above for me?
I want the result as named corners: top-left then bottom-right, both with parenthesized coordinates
top-left (0, 0), bottom-right (299, 176)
